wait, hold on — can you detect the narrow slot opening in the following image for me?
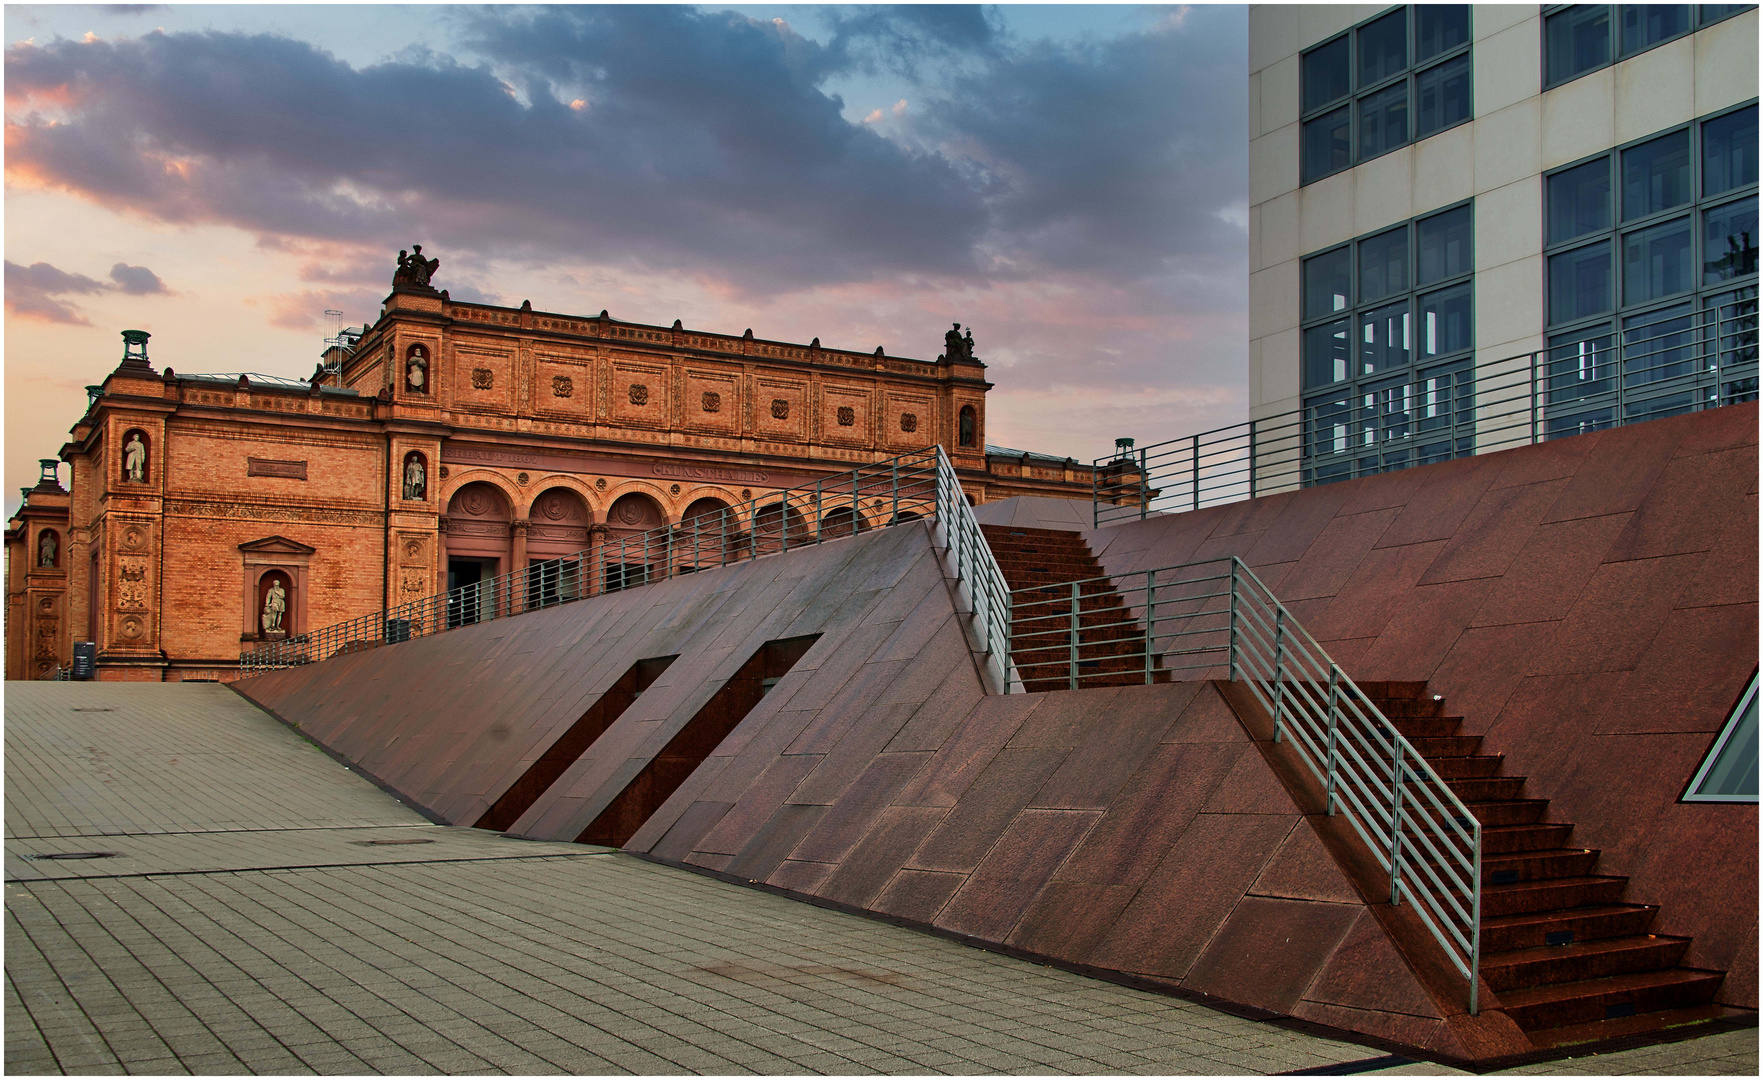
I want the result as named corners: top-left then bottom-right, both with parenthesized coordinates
top-left (576, 634), bottom-right (820, 847)
top-left (475, 654), bottom-right (678, 831)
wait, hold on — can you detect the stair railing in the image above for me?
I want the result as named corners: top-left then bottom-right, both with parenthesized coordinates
top-left (1095, 295), bottom-right (1759, 526)
top-left (1006, 555), bottom-right (1483, 1013)
top-left (931, 445), bottom-right (1018, 694)
top-left (240, 448), bottom-right (946, 676)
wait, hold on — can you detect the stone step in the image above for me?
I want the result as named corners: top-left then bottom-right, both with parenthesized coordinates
top-left (1479, 848), bottom-right (1601, 885)
top-left (1497, 967), bottom-right (1725, 1032)
top-left (1460, 799), bottom-right (1551, 826)
top-left (1446, 775), bottom-right (1529, 802)
top-left (1480, 822), bottom-right (1577, 855)
top-left (1430, 754), bottom-right (1504, 780)
top-left (1480, 904), bottom-right (1659, 953)
top-left (1406, 734), bottom-right (1484, 757)
top-left (1482, 935), bottom-right (1692, 993)
top-left (1525, 1002), bottom-right (1746, 1050)
top-left (1481, 875), bottom-right (1630, 918)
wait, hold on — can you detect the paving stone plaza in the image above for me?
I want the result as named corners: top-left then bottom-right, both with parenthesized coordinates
top-left (4, 684), bottom-right (1756, 1075)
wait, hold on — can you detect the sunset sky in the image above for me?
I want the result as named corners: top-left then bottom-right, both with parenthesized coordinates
top-left (4, 3), bottom-right (1248, 516)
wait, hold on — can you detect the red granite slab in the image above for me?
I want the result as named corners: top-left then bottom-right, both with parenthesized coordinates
top-left (1304, 539), bottom-right (1450, 643)
top-left (1418, 479), bottom-right (1571, 585)
top-left (892, 693), bottom-right (1043, 807)
top-left (1030, 688), bottom-right (1186, 810)
top-left (1275, 509), bottom-right (1401, 602)
top-left (766, 859), bottom-right (837, 895)
top-left (934, 807), bottom-right (1101, 941)
top-left (1679, 491), bottom-right (1759, 608)
top-left (1088, 812), bottom-right (1298, 981)
top-left (787, 752), bottom-right (932, 864)
top-left (1536, 552), bottom-right (1707, 675)
top-left (1053, 740), bottom-right (1246, 888)
top-left (1004, 880), bottom-right (1140, 961)
top-left (1352, 580), bottom-right (1487, 682)
top-left (1375, 454), bottom-right (1502, 549)
top-left (1164, 678), bottom-right (1256, 741)
top-left (1182, 895), bottom-right (1364, 1014)
top-left (696, 754), bottom-right (822, 855)
top-left (1291, 1001), bottom-right (1448, 1055)
top-left (1249, 818), bottom-right (1364, 904)
top-left (1600, 604), bottom-right (1759, 733)
top-left (721, 803), bottom-right (828, 882)
top-left (1300, 907), bottom-right (1443, 1017)
top-left (905, 746), bottom-right (1070, 873)
top-left (881, 662), bottom-right (987, 752)
top-left (871, 868), bottom-right (964, 923)
top-left (817, 805), bottom-right (950, 909)
top-left (1426, 623), bottom-right (1563, 735)
top-left (1467, 512), bottom-right (1634, 628)
top-left (1006, 686), bottom-right (1125, 748)
top-left (1202, 746), bottom-right (1303, 816)
top-left (649, 800), bottom-right (734, 863)
top-left (1540, 419), bottom-right (1685, 524)
top-left (1243, 484), bottom-right (1353, 566)
top-left (789, 701), bottom-right (922, 806)
top-left (1603, 444), bottom-right (1757, 562)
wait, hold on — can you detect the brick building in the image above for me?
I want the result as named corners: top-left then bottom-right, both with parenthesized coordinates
top-left (5, 253), bottom-right (1098, 681)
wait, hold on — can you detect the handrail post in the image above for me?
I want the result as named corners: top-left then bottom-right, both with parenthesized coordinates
top-left (1248, 418), bottom-right (1258, 500)
top-left (1391, 746), bottom-right (1405, 906)
top-left (1227, 560), bottom-right (1239, 682)
top-left (1191, 433), bottom-right (1200, 510)
top-left (1271, 607), bottom-right (1286, 743)
top-left (1138, 447), bottom-right (1149, 520)
top-left (891, 458), bottom-right (900, 522)
top-left (1069, 581), bottom-right (1080, 691)
top-left (1531, 349), bottom-right (1540, 444)
top-left (1143, 569), bottom-right (1156, 685)
top-left (1325, 664), bottom-right (1340, 815)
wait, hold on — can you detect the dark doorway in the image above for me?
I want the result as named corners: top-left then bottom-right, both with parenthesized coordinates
top-left (447, 559), bottom-right (491, 627)
top-left (475, 654), bottom-right (677, 832)
top-left (577, 634), bottom-right (821, 847)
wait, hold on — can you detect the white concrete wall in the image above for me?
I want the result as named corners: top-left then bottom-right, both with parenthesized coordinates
top-left (1249, 4), bottom-right (1760, 420)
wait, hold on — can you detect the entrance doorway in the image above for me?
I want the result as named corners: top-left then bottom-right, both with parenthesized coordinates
top-left (447, 558), bottom-right (494, 626)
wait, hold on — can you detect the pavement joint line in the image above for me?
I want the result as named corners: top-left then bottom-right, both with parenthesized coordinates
top-left (6, 849), bottom-right (610, 885)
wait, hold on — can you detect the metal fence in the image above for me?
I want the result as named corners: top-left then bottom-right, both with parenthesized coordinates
top-left (1009, 556), bottom-right (1483, 1013)
top-left (238, 447), bottom-right (1015, 681)
top-left (1096, 294), bottom-right (1759, 525)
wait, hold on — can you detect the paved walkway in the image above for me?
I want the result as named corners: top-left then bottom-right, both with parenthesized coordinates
top-left (5, 683), bottom-right (1756, 1075)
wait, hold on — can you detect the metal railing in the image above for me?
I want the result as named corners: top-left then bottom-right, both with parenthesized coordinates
top-left (239, 447), bottom-right (1013, 681)
top-left (1096, 294), bottom-right (1759, 525)
top-left (1009, 556), bottom-right (1483, 1013)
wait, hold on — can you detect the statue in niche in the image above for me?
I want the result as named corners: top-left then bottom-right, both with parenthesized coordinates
top-left (959, 406), bottom-right (976, 448)
top-left (37, 532), bottom-right (57, 568)
top-left (403, 454), bottom-right (427, 501)
top-left (394, 245), bottom-right (440, 288)
top-left (406, 346), bottom-right (429, 393)
top-left (262, 578), bottom-right (287, 634)
top-left (123, 432), bottom-right (147, 483)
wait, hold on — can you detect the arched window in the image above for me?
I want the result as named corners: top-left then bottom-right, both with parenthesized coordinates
top-left (959, 405), bottom-right (977, 448)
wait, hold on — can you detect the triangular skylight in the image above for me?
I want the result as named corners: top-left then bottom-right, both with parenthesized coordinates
top-left (1684, 672), bottom-right (1759, 803)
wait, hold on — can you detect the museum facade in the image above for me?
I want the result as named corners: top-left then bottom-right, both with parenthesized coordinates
top-left (5, 254), bottom-right (1098, 681)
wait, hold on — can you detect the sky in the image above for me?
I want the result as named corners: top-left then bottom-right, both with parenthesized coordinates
top-left (3, 3), bottom-right (1248, 517)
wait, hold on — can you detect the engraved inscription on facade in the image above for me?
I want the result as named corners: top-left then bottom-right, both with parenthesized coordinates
top-left (247, 457), bottom-right (309, 480)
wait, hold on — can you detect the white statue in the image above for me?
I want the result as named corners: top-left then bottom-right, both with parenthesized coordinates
top-left (406, 348), bottom-right (428, 393)
top-left (262, 579), bottom-right (287, 634)
top-left (123, 433), bottom-right (147, 483)
top-left (37, 532), bottom-right (56, 568)
top-left (403, 455), bottom-right (426, 500)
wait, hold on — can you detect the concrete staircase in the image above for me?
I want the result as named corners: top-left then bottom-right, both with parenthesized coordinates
top-left (1361, 681), bottom-right (1734, 1048)
top-left (980, 525), bottom-right (1168, 692)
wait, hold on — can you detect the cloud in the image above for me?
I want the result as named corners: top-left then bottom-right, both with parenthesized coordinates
top-left (5, 257), bottom-right (169, 322)
top-left (3, 7), bottom-right (1245, 301)
top-left (6, 259), bottom-right (108, 323)
top-left (109, 262), bottom-right (165, 294)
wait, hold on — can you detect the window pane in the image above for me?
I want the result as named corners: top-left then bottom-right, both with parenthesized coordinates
top-left (1358, 9), bottom-right (1408, 86)
top-left (1620, 4), bottom-right (1692, 56)
top-left (1417, 206), bottom-right (1473, 284)
top-left (1359, 226), bottom-right (1409, 302)
top-left (1622, 130), bottom-right (1692, 220)
top-left (1622, 302), bottom-right (1695, 383)
top-left (1704, 198), bottom-right (1760, 283)
top-left (1360, 300), bottom-right (1411, 375)
top-left (1622, 216), bottom-right (1694, 304)
top-left (1357, 82), bottom-right (1409, 161)
top-left (1304, 319), bottom-right (1352, 387)
top-left (1549, 159), bottom-right (1613, 243)
top-left (1690, 678), bottom-right (1758, 799)
top-left (1415, 54), bottom-right (1471, 138)
top-left (1546, 5), bottom-right (1612, 86)
top-left (1303, 35), bottom-right (1352, 112)
top-left (1419, 283), bottom-right (1473, 359)
top-left (1703, 105), bottom-right (1759, 197)
top-left (1417, 5), bottom-right (1471, 62)
top-left (1303, 247), bottom-right (1353, 320)
top-left (1700, 5), bottom-right (1757, 24)
top-left (1547, 324), bottom-right (1616, 403)
top-left (1549, 241), bottom-right (1613, 324)
top-left (1302, 107), bottom-right (1352, 183)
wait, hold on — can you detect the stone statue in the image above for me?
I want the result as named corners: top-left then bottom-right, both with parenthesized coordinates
top-left (123, 433), bottom-right (147, 483)
top-left (962, 327), bottom-right (975, 359)
top-left (262, 579), bottom-right (287, 634)
top-left (406, 347), bottom-right (428, 393)
top-left (37, 532), bottom-right (56, 568)
top-left (403, 454), bottom-right (426, 501)
top-left (943, 322), bottom-right (964, 361)
top-left (394, 245), bottom-right (440, 288)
